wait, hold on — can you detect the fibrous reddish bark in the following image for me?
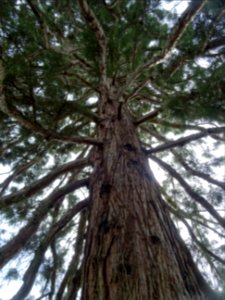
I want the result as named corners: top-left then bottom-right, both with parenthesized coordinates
top-left (81, 83), bottom-right (217, 300)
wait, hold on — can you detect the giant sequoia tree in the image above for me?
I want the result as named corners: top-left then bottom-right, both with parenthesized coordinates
top-left (0, 0), bottom-right (225, 299)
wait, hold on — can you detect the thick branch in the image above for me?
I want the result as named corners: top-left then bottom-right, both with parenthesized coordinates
top-left (0, 149), bottom-right (46, 196)
top-left (1, 157), bottom-right (90, 205)
top-left (77, 0), bottom-right (107, 83)
top-left (146, 126), bottom-right (225, 154)
top-left (125, 78), bottom-right (150, 102)
top-left (134, 109), bottom-right (160, 126)
top-left (149, 155), bottom-right (225, 229)
top-left (162, 0), bottom-right (206, 59)
top-left (0, 178), bottom-right (89, 269)
top-left (151, 119), bottom-right (207, 131)
top-left (143, 126), bottom-right (225, 191)
top-left (165, 8), bottom-right (225, 78)
top-left (0, 96), bottom-right (100, 145)
top-left (10, 199), bottom-right (89, 300)
top-left (131, 0), bottom-right (206, 81)
top-left (56, 210), bottom-right (87, 300)
top-left (0, 61), bottom-right (100, 146)
top-left (26, 0), bottom-right (50, 49)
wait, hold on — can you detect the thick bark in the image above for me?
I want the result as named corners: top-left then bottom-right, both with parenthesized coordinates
top-left (81, 84), bottom-right (218, 300)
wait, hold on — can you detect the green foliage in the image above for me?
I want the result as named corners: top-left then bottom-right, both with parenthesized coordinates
top-left (0, 0), bottom-right (225, 299)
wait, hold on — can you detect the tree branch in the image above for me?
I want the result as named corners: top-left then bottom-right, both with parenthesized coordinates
top-left (172, 208), bottom-right (225, 265)
top-left (163, 189), bottom-right (225, 238)
top-left (77, 0), bottom-right (107, 84)
top-left (151, 119), bottom-right (207, 131)
top-left (1, 157), bottom-right (90, 205)
top-left (56, 210), bottom-right (87, 300)
top-left (201, 7), bottom-right (225, 52)
top-left (0, 178), bottom-right (89, 269)
top-left (149, 155), bottom-right (225, 229)
top-left (0, 61), bottom-right (100, 145)
top-left (205, 38), bottom-right (225, 52)
top-left (146, 126), bottom-right (225, 154)
top-left (130, 0), bottom-right (207, 81)
top-left (26, 0), bottom-right (50, 49)
top-left (186, 216), bottom-right (225, 239)
top-left (10, 199), bottom-right (89, 300)
top-left (175, 155), bottom-right (225, 191)
top-left (143, 126), bottom-right (225, 191)
top-left (125, 78), bottom-right (150, 102)
top-left (56, 211), bottom-right (86, 299)
top-left (0, 149), bottom-right (46, 196)
top-left (0, 95), bottom-right (101, 145)
top-left (134, 109), bottom-right (160, 126)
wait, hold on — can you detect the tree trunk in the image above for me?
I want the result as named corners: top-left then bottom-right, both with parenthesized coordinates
top-left (81, 83), bottom-right (216, 300)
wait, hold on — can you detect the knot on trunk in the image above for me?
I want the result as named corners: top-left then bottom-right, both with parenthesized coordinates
top-left (150, 235), bottom-right (161, 245)
top-left (118, 263), bottom-right (132, 275)
top-left (123, 143), bottom-right (136, 152)
top-left (100, 182), bottom-right (112, 197)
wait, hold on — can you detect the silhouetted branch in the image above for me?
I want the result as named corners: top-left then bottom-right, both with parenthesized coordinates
top-left (134, 110), bottom-right (160, 126)
top-left (26, 0), bottom-right (50, 49)
top-left (152, 119), bottom-right (206, 131)
top-left (56, 212), bottom-right (86, 299)
top-left (149, 155), bottom-right (225, 229)
top-left (56, 210), bottom-right (87, 300)
top-left (201, 7), bottom-right (225, 52)
top-left (1, 157), bottom-right (90, 205)
top-left (0, 97), bottom-right (101, 145)
top-left (171, 208), bottom-right (225, 265)
top-left (205, 38), bottom-right (225, 52)
top-left (131, 0), bottom-right (207, 81)
top-left (10, 199), bottom-right (89, 300)
top-left (0, 59), bottom-right (100, 146)
top-left (77, 0), bottom-right (107, 84)
top-left (163, 189), bottom-right (225, 239)
top-left (146, 126), bottom-right (225, 154)
top-left (175, 155), bottom-right (225, 191)
top-left (0, 148), bottom-right (46, 196)
top-left (0, 178), bottom-right (89, 269)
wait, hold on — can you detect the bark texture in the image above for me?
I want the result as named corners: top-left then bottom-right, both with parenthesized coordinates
top-left (82, 82), bottom-right (216, 300)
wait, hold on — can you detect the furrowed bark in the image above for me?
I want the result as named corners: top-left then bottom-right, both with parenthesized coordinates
top-left (81, 83), bottom-right (219, 299)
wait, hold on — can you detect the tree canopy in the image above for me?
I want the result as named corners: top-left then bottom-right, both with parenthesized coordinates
top-left (0, 0), bottom-right (225, 299)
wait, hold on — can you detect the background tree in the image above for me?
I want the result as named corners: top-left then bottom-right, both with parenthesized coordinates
top-left (0, 0), bottom-right (225, 299)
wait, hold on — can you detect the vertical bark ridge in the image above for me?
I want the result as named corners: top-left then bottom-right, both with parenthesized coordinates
top-left (82, 92), bottom-right (214, 300)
